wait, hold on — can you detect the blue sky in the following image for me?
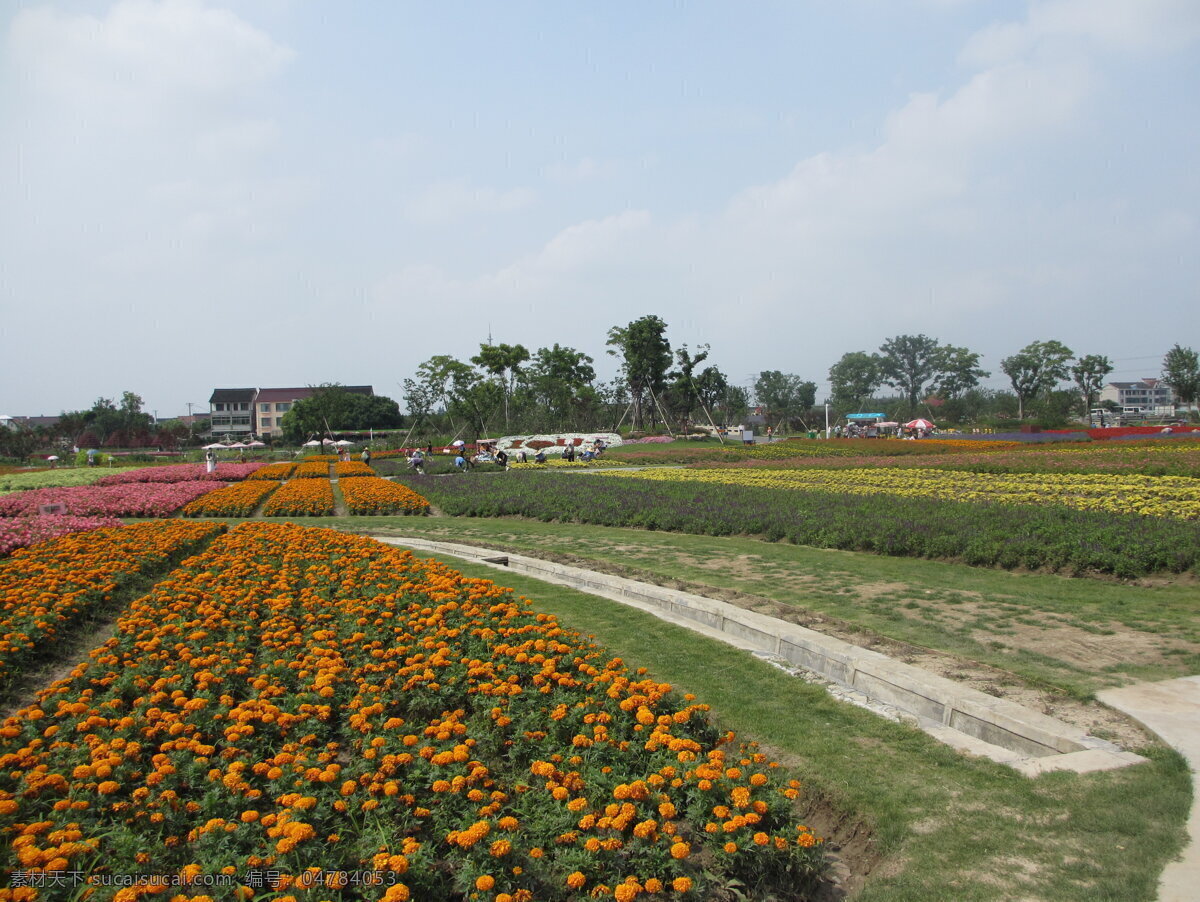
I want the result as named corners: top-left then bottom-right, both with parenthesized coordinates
top-left (1, 0), bottom-right (1197, 418)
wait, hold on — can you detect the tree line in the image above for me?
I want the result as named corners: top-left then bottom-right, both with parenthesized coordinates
top-left (3, 324), bottom-right (1197, 458)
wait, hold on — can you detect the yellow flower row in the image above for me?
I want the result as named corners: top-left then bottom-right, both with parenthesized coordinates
top-left (261, 478), bottom-right (335, 517)
top-left (339, 476), bottom-right (429, 515)
top-left (0, 521), bottom-right (223, 687)
top-left (246, 462), bottom-right (297, 481)
top-left (294, 460), bottom-right (333, 479)
top-left (604, 467), bottom-right (1200, 519)
top-left (0, 523), bottom-right (823, 898)
top-left (334, 460), bottom-right (375, 478)
top-left (182, 480), bottom-right (280, 517)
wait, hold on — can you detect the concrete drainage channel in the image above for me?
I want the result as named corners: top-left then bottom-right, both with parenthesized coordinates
top-left (374, 536), bottom-right (1146, 778)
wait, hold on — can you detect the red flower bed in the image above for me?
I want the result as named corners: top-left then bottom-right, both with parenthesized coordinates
top-left (0, 482), bottom-right (224, 518)
top-left (95, 462), bottom-right (268, 485)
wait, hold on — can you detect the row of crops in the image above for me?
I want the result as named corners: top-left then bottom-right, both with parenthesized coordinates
top-left (0, 522), bottom-right (825, 899)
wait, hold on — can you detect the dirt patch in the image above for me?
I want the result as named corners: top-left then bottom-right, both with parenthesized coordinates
top-left (367, 533), bottom-right (1160, 752)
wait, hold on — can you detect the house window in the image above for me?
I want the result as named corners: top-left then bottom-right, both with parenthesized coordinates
top-left (276, 402), bottom-right (292, 412)
top-left (260, 403), bottom-right (271, 412)
top-left (261, 417), bottom-right (272, 428)
top-left (215, 403), bottom-right (226, 411)
top-left (232, 416), bottom-right (251, 426)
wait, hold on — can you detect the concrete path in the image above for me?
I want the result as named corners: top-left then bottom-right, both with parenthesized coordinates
top-left (1098, 676), bottom-right (1200, 902)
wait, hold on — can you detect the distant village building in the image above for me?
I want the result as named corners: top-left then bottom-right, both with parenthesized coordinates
top-left (1099, 378), bottom-right (1176, 412)
top-left (208, 386), bottom-right (375, 439)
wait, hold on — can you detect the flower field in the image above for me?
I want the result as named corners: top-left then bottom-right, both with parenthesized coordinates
top-left (295, 461), bottom-right (334, 479)
top-left (0, 469), bottom-right (126, 495)
top-left (334, 461), bottom-right (375, 479)
top-left (96, 463), bottom-right (268, 485)
top-left (339, 477), bottom-right (429, 515)
top-left (0, 523), bottom-right (824, 899)
top-left (0, 482), bottom-right (225, 519)
top-left (247, 463), bottom-right (298, 481)
top-left (182, 482), bottom-right (281, 518)
top-left (261, 479), bottom-right (336, 517)
top-left (0, 515), bottom-right (124, 557)
top-left (606, 467), bottom-right (1200, 520)
top-left (0, 520), bottom-right (223, 688)
top-left (398, 472), bottom-right (1200, 577)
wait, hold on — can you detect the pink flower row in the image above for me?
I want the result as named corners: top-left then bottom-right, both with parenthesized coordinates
top-left (0, 515), bottom-right (125, 557)
top-left (0, 482), bottom-right (224, 518)
top-left (95, 462), bottom-right (268, 485)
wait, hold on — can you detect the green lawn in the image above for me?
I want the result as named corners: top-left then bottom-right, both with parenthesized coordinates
top-left (326, 515), bottom-right (1200, 698)
top-left (385, 546), bottom-right (1191, 902)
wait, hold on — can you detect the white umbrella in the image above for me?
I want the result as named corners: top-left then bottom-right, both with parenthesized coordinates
top-left (203, 442), bottom-right (227, 449)
top-left (303, 440), bottom-right (322, 447)
top-left (47, 455), bottom-right (60, 461)
top-left (247, 440), bottom-right (266, 448)
top-left (335, 439), bottom-right (354, 446)
top-left (322, 438), bottom-right (336, 445)
top-left (227, 442), bottom-right (248, 449)
top-left (451, 439), bottom-right (466, 447)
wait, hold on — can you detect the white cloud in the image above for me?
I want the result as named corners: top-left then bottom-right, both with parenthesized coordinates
top-left (8, 0), bottom-right (293, 120)
top-left (961, 0), bottom-right (1200, 67)
top-left (406, 178), bottom-right (537, 225)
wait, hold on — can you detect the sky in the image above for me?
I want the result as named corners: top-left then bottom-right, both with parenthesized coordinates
top-left (1, 0), bottom-right (1198, 419)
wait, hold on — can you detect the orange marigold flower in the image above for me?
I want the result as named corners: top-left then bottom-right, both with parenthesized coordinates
top-left (567, 871), bottom-right (587, 890)
top-left (669, 841), bottom-right (690, 860)
top-left (475, 875), bottom-right (495, 891)
top-left (672, 876), bottom-right (692, 892)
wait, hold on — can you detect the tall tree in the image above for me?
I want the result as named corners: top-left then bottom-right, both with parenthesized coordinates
top-left (471, 342), bottom-right (530, 431)
top-left (878, 334), bottom-right (945, 414)
top-left (525, 344), bottom-right (597, 431)
top-left (828, 352), bottom-right (882, 413)
top-left (935, 347), bottom-right (990, 399)
top-left (280, 385), bottom-right (402, 442)
top-left (606, 315), bottom-right (672, 431)
top-left (665, 344), bottom-right (710, 430)
top-left (754, 371), bottom-right (817, 432)
top-left (1000, 340), bottom-right (1074, 419)
top-left (1162, 344), bottom-right (1200, 414)
top-left (1070, 354), bottom-right (1113, 417)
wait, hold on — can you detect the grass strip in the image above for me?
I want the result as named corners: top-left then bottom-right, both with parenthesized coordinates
top-left (401, 547), bottom-right (1191, 902)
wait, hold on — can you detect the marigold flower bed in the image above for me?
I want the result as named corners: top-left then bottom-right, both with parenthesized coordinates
top-left (247, 462), bottom-right (298, 481)
top-left (0, 523), bottom-right (824, 899)
top-left (182, 481), bottom-right (281, 517)
top-left (0, 481), bottom-right (225, 519)
top-left (295, 461), bottom-right (334, 479)
top-left (261, 479), bottom-right (335, 517)
top-left (0, 515), bottom-right (124, 557)
top-left (96, 462), bottom-right (267, 485)
top-left (0, 520), bottom-right (223, 688)
top-left (334, 461), bottom-right (375, 478)
top-left (339, 477), bottom-right (429, 515)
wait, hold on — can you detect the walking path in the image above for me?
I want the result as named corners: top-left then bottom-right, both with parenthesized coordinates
top-left (1099, 677), bottom-right (1200, 902)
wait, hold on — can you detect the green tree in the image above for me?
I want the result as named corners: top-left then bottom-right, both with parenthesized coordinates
top-left (280, 385), bottom-right (402, 442)
top-left (665, 344), bottom-right (711, 430)
top-left (935, 347), bottom-right (990, 399)
top-left (691, 365), bottom-right (730, 429)
top-left (828, 352), bottom-right (882, 414)
top-left (1000, 340), bottom-right (1074, 420)
top-left (754, 371), bottom-right (817, 432)
top-left (524, 344), bottom-right (598, 431)
top-left (471, 342), bottom-right (530, 431)
top-left (878, 334), bottom-right (945, 414)
top-left (1161, 344), bottom-right (1200, 415)
top-left (1070, 354), bottom-right (1114, 418)
top-left (606, 315), bottom-right (672, 431)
